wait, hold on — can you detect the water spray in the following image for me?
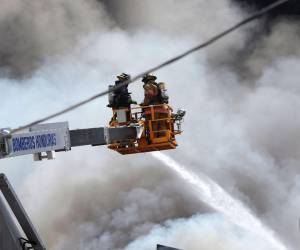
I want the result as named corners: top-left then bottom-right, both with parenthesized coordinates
top-left (152, 152), bottom-right (289, 250)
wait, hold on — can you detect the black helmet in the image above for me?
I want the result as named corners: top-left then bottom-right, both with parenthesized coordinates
top-left (117, 73), bottom-right (131, 81)
top-left (142, 74), bottom-right (157, 83)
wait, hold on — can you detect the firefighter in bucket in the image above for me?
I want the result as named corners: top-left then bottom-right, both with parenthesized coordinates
top-left (108, 73), bottom-right (137, 125)
top-left (107, 73), bottom-right (184, 154)
top-left (141, 74), bottom-right (170, 143)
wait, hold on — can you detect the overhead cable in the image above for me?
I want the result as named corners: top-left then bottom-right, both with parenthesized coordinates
top-left (6, 0), bottom-right (288, 136)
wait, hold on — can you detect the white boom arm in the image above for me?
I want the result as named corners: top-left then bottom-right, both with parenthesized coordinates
top-left (0, 122), bottom-right (142, 161)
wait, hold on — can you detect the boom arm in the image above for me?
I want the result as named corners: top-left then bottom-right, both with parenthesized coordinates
top-left (0, 173), bottom-right (46, 250)
top-left (0, 122), bottom-right (142, 161)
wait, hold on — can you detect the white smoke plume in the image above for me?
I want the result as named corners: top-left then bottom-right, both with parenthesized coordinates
top-left (242, 20), bottom-right (300, 80)
top-left (151, 152), bottom-right (288, 250)
top-left (0, 0), bottom-right (111, 78)
top-left (125, 214), bottom-right (276, 250)
top-left (0, 0), bottom-right (300, 250)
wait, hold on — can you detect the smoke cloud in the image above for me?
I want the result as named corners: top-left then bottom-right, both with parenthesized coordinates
top-left (125, 214), bottom-right (274, 250)
top-left (19, 153), bottom-right (205, 250)
top-left (0, 0), bottom-right (111, 78)
top-left (0, 0), bottom-right (300, 250)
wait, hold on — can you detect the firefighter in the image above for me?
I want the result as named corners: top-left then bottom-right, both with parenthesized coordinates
top-left (141, 74), bottom-right (170, 141)
top-left (108, 73), bottom-right (137, 109)
top-left (141, 74), bottom-right (169, 106)
top-left (108, 73), bottom-right (137, 125)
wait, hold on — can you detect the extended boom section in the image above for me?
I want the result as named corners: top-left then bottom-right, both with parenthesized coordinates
top-left (0, 122), bottom-right (71, 161)
top-left (70, 126), bottom-right (141, 147)
top-left (0, 122), bottom-right (142, 161)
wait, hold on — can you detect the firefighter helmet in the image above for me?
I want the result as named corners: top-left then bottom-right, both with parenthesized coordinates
top-left (117, 73), bottom-right (131, 81)
top-left (142, 74), bottom-right (157, 83)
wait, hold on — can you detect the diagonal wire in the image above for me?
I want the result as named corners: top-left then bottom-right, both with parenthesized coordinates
top-left (5, 0), bottom-right (288, 136)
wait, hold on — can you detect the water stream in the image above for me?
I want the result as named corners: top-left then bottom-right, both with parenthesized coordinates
top-left (152, 152), bottom-right (289, 250)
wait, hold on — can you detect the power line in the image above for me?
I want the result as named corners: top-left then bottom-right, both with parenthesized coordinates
top-left (6, 0), bottom-right (288, 136)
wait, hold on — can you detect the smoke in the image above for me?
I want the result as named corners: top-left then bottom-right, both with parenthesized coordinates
top-left (240, 19), bottom-right (300, 80)
top-left (125, 214), bottom-right (276, 250)
top-left (151, 152), bottom-right (288, 250)
top-left (0, 0), bottom-right (300, 250)
top-left (19, 153), bottom-right (205, 250)
top-left (102, 0), bottom-right (250, 75)
top-left (0, 0), bottom-right (111, 78)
